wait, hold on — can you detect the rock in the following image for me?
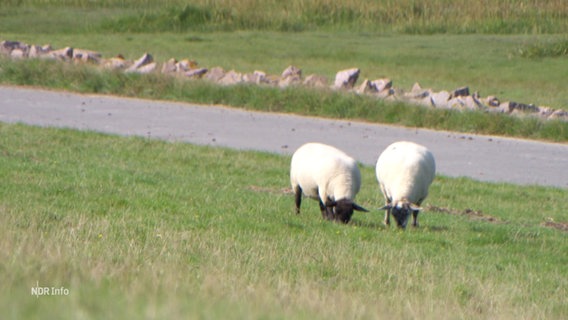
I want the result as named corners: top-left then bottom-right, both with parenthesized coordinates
top-left (126, 53), bottom-right (153, 72)
top-left (464, 96), bottom-right (483, 110)
top-left (28, 45), bottom-right (51, 58)
top-left (279, 76), bottom-right (302, 88)
top-left (498, 102), bottom-right (514, 113)
top-left (1, 40), bottom-right (28, 56)
top-left (204, 67), bottom-right (225, 82)
top-left (73, 49), bottom-right (101, 64)
top-left (371, 78), bottom-right (392, 92)
top-left (218, 70), bottom-right (243, 85)
top-left (537, 106), bottom-right (554, 118)
top-left (430, 91), bottom-right (451, 109)
top-left (10, 49), bottom-right (26, 59)
top-left (355, 79), bottom-right (377, 94)
top-left (377, 88), bottom-right (395, 99)
top-left (176, 59), bottom-right (197, 72)
top-left (279, 65), bottom-right (302, 88)
top-left (548, 109), bottom-right (568, 120)
top-left (131, 62), bottom-right (157, 74)
top-left (185, 68), bottom-right (208, 78)
top-left (452, 86), bottom-right (470, 97)
top-left (333, 68), bottom-right (360, 89)
top-left (243, 70), bottom-right (268, 84)
top-left (281, 65), bottom-right (301, 79)
top-left (161, 58), bottom-right (178, 74)
top-left (103, 55), bottom-right (129, 70)
top-left (49, 47), bottom-right (73, 60)
top-left (253, 70), bottom-right (268, 84)
top-left (447, 97), bottom-right (467, 110)
top-left (509, 101), bottom-right (539, 113)
top-left (485, 95), bottom-right (500, 107)
top-left (406, 82), bottom-right (431, 100)
top-left (303, 74), bottom-right (328, 88)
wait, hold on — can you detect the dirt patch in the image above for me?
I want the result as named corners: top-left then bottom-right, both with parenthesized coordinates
top-left (425, 204), bottom-right (501, 223)
top-left (427, 205), bottom-right (568, 232)
top-left (541, 220), bottom-right (568, 232)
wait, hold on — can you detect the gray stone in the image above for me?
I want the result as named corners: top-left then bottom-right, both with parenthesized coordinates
top-left (131, 62), bottom-right (157, 74)
top-left (452, 86), bottom-right (470, 97)
top-left (28, 45), bottom-right (51, 58)
top-left (548, 109), bottom-right (568, 120)
top-left (485, 95), bottom-right (500, 107)
top-left (161, 58), bottom-right (178, 74)
top-left (371, 78), bottom-right (392, 92)
top-left (430, 91), bottom-right (451, 109)
top-left (185, 68), bottom-right (208, 78)
top-left (281, 65), bottom-right (301, 79)
top-left (73, 49), bottom-right (102, 63)
top-left (218, 70), bottom-right (244, 85)
top-left (103, 56), bottom-right (129, 70)
top-left (333, 68), bottom-right (360, 89)
top-left (126, 53), bottom-right (153, 72)
top-left (303, 74), bottom-right (328, 88)
top-left (204, 67), bottom-right (225, 82)
top-left (49, 47), bottom-right (73, 60)
top-left (464, 96), bottom-right (483, 110)
top-left (355, 79), bottom-right (377, 94)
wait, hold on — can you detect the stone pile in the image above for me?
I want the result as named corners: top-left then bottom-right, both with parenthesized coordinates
top-left (2, 40), bottom-right (566, 121)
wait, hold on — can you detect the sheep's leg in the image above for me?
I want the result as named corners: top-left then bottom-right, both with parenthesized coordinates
top-left (327, 207), bottom-right (336, 221)
top-left (412, 210), bottom-right (419, 227)
top-left (318, 200), bottom-right (328, 219)
top-left (384, 209), bottom-right (391, 226)
top-left (294, 186), bottom-right (302, 214)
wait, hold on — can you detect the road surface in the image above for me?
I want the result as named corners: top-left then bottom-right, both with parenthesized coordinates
top-left (1, 85), bottom-right (566, 188)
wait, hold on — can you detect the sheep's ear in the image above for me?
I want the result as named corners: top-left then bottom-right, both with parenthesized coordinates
top-left (378, 204), bottom-right (391, 210)
top-left (353, 203), bottom-right (369, 212)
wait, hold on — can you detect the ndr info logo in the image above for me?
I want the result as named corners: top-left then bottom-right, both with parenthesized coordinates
top-left (31, 281), bottom-right (70, 298)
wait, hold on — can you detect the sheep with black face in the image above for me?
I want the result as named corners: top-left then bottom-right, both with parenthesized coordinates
top-left (290, 142), bottom-right (368, 223)
top-left (376, 141), bottom-right (436, 228)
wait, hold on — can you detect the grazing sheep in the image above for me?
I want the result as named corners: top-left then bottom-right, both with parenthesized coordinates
top-left (290, 142), bottom-right (368, 223)
top-left (376, 141), bottom-right (436, 228)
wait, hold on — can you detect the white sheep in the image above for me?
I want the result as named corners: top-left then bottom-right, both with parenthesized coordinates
top-left (290, 142), bottom-right (368, 223)
top-left (375, 141), bottom-right (436, 228)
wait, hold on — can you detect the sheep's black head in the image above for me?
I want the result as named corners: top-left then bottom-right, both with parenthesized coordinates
top-left (330, 199), bottom-right (369, 223)
top-left (381, 201), bottom-right (421, 229)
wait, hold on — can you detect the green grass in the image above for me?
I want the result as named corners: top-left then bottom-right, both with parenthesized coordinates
top-left (1, 0), bottom-right (567, 34)
top-left (1, 123), bottom-right (567, 319)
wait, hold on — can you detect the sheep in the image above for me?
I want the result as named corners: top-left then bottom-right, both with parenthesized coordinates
top-left (290, 142), bottom-right (368, 223)
top-left (375, 141), bottom-right (436, 228)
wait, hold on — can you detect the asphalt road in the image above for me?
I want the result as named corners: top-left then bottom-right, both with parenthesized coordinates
top-left (1, 85), bottom-right (567, 188)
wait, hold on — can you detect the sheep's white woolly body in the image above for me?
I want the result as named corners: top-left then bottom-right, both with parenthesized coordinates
top-left (290, 142), bottom-right (366, 223)
top-left (376, 141), bottom-right (435, 227)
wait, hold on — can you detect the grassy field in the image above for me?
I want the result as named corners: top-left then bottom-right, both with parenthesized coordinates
top-left (1, 0), bottom-right (567, 34)
top-left (1, 123), bottom-right (567, 319)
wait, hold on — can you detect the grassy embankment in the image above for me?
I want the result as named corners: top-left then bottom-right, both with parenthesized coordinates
top-left (1, 123), bottom-right (567, 319)
top-left (1, 1), bottom-right (568, 141)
